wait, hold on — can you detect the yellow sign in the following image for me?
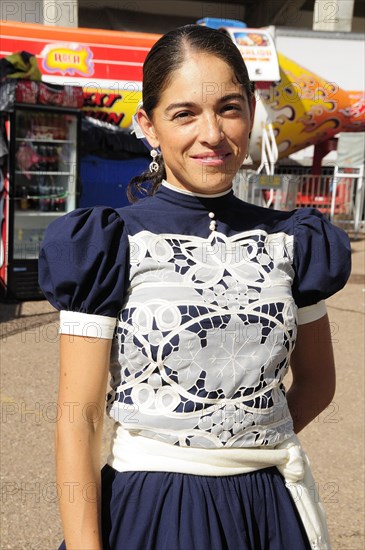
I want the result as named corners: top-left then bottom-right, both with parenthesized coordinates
top-left (82, 87), bottom-right (143, 129)
top-left (41, 44), bottom-right (94, 76)
top-left (257, 175), bottom-right (282, 188)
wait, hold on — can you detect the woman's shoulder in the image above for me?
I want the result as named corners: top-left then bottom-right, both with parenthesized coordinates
top-left (41, 205), bottom-right (129, 251)
top-left (290, 207), bottom-right (351, 307)
top-left (229, 200), bottom-right (351, 307)
top-left (229, 195), bottom-right (298, 234)
top-left (49, 204), bottom-right (125, 228)
top-left (292, 206), bottom-right (351, 254)
top-left (38, 205), bottom-right (130, 317)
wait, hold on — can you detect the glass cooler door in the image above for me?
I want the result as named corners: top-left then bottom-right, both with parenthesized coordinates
top-left (13, 107), bottom-right (78, 260)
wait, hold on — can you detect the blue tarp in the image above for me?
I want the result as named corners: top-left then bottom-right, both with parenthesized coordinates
top-left (79, 155), bottom-right (150, 208)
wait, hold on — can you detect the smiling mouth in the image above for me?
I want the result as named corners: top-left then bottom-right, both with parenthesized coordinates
top-left (191, 153), bottom-right (231, 164)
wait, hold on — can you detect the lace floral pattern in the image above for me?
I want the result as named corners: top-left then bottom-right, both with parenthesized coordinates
top-left (107, 229), bottom-right (297, 448)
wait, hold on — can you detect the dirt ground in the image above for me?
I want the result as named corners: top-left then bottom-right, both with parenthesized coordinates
top-left (0, 236), bottom-right (364, 550)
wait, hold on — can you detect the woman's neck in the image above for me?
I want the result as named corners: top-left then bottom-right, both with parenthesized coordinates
top-left (161, 180), bottom-right (232, 199)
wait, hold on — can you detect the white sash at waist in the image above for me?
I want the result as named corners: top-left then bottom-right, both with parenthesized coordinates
top-left (107, 426), bottom-right (331, 550)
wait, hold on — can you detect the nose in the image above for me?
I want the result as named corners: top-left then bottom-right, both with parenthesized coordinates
top-left (199, 114), bottom-right (224, 146)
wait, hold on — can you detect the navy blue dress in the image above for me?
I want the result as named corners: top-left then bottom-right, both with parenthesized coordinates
top-left (39, 183), bottom-right (351, 550)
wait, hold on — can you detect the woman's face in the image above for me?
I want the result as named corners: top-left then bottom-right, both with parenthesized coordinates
top-left (138, 52), bottom-right (255, 194)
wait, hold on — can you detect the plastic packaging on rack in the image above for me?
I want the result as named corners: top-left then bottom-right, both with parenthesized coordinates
top-left (38, 82), bottom-right (83, 108)
top-left (0, 79), bottom-right (83, 111)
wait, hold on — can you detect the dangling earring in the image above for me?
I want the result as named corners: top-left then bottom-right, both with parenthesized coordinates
top-left (149, 149), bottom-right (159, 173)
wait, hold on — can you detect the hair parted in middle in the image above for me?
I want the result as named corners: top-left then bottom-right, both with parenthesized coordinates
top-left (128, 24), bottom-right (255, 202)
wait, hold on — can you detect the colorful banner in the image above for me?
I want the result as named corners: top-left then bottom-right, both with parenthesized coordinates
top-left (82, 87), bottom-right (142, 128)
top-left (41, 44), bottom-right (94, 76)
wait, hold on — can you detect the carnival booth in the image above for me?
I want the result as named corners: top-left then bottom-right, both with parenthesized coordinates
top-left (0, 22), bottom-right (155, 300)
top-left (1, 20), bottom-right (364, 298)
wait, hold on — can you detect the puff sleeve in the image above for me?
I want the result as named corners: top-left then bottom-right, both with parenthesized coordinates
top-left (38, 207), bottom-right (129, 339)
top-left (292, 208), bottom-right (351, 311)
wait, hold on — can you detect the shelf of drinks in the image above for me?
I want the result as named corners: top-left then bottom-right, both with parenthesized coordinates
top-left (15, 211), bottom-right (67, 216)
top-left (15, 171), bottom-right (72, 175)
top-left (16, 138), bottom-right (73, 143)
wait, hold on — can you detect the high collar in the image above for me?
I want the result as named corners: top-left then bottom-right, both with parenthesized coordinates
top-left (155, 180), bottom-right (236, 211)
top-left (161, 180), bottom-right (233, 199)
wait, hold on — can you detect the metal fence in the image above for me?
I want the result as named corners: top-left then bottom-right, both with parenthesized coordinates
top-left (235, 167), bottom-right (364, 237)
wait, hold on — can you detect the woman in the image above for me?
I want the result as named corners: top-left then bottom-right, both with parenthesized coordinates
top-left (39, 25), bottom-right (351, 550)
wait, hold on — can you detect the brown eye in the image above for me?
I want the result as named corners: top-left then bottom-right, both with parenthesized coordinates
top-left (174, 111), bottom-right (193, 119)
top-left (222, 104), bottom-right (241, 112)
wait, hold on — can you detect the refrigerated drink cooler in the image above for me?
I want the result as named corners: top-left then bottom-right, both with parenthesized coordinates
top-left (0, 80), bottom-right (82, 300)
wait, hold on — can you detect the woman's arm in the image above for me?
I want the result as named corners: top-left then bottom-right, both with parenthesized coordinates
top-left (287, 313), bottom-right (336, 433)
top-left (56, 333), bottom-right (112, 550)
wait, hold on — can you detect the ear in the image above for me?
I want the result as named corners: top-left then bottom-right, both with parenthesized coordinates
top-left (137, 109), bottom-right (160, 149)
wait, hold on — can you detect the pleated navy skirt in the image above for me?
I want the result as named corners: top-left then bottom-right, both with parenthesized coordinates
top-left (59, 464), bottom-right (311, 550)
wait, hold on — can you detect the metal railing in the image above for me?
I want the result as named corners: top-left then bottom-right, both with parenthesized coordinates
top-left (236, 168), bottom-right (365, 237)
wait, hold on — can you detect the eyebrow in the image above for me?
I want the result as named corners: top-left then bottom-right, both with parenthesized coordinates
top-left (220, 93), bottom-right (246, 103)
top-left (164, 93), bottom-right (246, 114)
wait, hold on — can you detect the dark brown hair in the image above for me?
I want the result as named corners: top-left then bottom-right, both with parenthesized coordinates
top-left (128, 24), bottom-right (254, 202)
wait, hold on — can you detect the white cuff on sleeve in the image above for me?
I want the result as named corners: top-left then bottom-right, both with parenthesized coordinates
top-left (297, 301), bottom-right (327, 325)
top-left (60, 310), bottom-right (117, 339)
